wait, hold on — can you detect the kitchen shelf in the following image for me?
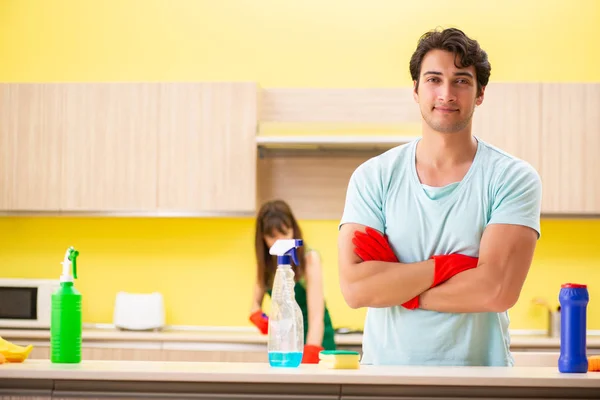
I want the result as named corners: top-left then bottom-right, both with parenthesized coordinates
top-left (256, 135), bottom-right (419, 157)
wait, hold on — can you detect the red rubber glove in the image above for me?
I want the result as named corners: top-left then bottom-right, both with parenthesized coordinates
top-left (301, 344), bottom-right (324, 364)
top-left (352, 227), bottom-right (419, 309)
top-left (430, 254), bottom-right (479, 287)
top-left (352, 228), bottom-right (479, 309)
top-left (249, 310), bottom-right (269, 335)
top-left (352, 227), bottom-right (397, 262)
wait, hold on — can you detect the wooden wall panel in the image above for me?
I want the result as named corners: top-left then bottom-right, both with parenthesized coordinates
top-left (257, 154), bottom-right (377, 220)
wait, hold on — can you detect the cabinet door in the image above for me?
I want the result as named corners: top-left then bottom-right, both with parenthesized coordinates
top-left (472, 83), bottom-right (542, 172)
top-left (81, 346), bottom-right (163, 361)
top-left (157, 83), bottom-right (257, 213)
top-left (540, 83), bottom-right (600, 214)
top-left (0, 84), bottom-right (63, 210)
top-left (61, 84), bottom-right (159, 211)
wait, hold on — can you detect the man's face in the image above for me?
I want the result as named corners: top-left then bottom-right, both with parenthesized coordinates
top-left (413, 49), bottom-right (484, 134)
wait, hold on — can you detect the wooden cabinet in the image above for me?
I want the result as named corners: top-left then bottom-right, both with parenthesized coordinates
top-left (540, 83), bottom-right (600, 214)
top-left (162, 349), bottom-right (267, 362)
top-left (472, 83), bottom-right (542, 172)
top-left (259, 83), bottom-right (600, 218)
top-left (25, 343), bottom-right (266, 362)
top-left (0, 85), bottom-right (63, 210)
top-left (0, 83), bottom-right (257, 214)
top-left (157, 83), bottom-right (257, 213)
top-left (0, 83), bottom-right (158, 212)
top-left (80, 346), bottom-right (163, 361)
top-left (2, 82), bottom-right (598, 216)
top-left (61, 84), bottom-right (159, 211)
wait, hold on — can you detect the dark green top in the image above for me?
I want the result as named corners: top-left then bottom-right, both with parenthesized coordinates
top-left (266, 251), bottom-right (336, 350)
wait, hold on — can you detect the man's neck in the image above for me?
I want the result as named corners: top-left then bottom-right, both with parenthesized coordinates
top-left (417, 129), bottom-right (477, 170)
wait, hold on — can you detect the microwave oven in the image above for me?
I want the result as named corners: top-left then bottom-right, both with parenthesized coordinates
top-left (0, 278), bottom-right (61, 329)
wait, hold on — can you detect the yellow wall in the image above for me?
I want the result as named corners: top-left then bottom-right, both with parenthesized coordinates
top-left (1, 0), bottom-right (599, 330)
top-left (1, 0), bottom-right (599, 85)
top-left (0, 218), bottom-right (599, 330)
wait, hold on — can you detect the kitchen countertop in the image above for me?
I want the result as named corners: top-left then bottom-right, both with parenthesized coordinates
top-left (0, 359), bottom-right (597, 386)
top-left (2, 328), bottom-right (600, 349)
top-left (0, 360), bottom-right (598, 399)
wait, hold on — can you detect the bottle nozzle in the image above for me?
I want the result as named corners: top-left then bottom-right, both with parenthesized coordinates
top-left (69, 248), bottom-right (79, 279)
top-left (269, 239), bottom-right (303, 266)
top-left (61, 246), bottom-right (79, 283)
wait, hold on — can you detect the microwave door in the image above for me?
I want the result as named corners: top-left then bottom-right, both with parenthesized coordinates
top-left (0, 287), bottom-right (38, 320)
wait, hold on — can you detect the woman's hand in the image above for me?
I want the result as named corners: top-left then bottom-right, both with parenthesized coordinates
top-left (250, 281), bottom-right (268, 334)
top-left (249, 310), bottom-right (269, 335)
top-left (305, 250), bottom-right (326, 348)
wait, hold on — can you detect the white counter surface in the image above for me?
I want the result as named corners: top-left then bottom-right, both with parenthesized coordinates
top-left (1, 360), bottom-right (599, 388)
top-left (2, 328), bottom-right (600, 349)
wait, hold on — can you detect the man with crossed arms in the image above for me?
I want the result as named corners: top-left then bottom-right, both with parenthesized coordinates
top-left (338, 28), bottom-right (542, 366)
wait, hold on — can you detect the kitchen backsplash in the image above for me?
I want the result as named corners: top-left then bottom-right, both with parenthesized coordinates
top-left (0, 217), bottom-right (598, 330)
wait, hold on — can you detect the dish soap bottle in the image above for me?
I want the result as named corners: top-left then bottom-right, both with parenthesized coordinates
top-left (268, 239), bottom-right (304, 368)
top-left (51, 246), bottom-right (82, 364)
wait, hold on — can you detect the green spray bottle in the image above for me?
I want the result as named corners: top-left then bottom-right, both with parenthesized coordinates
top-left (51, 246), bottom-right (82, 363)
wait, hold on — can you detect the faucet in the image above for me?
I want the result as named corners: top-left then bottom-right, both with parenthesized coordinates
top-left (532, 297), bottom-right (561, 338)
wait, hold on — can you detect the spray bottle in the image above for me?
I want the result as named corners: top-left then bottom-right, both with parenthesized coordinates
top-left (267, 239), bottom-right (304, 368)
top-left (51, 246), bottom-right (82, 364)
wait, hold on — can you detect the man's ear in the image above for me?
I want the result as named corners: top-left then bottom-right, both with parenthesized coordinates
top-left (413, 80), bottom-right (419, 103)
top-left (476, 86), bottom-right (486, 106)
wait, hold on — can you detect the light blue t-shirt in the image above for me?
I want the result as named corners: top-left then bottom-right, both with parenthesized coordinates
top-left (339, 137), bottom-right (542, 366)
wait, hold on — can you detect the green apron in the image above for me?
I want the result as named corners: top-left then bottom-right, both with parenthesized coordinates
top-left (267, 277), bottom-right (336, 350)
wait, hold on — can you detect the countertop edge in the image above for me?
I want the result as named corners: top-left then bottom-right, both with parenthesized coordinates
top-left (0, 362), bottom-right (599, 388)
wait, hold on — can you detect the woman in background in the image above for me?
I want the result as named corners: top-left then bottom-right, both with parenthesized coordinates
top-left (249, 199), bottom-right (336, 363)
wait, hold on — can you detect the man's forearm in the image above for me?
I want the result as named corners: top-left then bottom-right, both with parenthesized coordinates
top-left (419, 266), bottom-right (501, 313)
top-left (342, 259), bottom-right (434, 308)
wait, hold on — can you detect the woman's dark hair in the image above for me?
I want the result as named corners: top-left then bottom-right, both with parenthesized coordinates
top-left (409, 28), bottom-right (491, 96)
top-left (255, 200), bottom-right (306, 289)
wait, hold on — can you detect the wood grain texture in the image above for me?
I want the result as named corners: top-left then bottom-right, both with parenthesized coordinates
top-left (61, 83), bottom-right (159, 211)
top-left (261, 88), bottom-right (420, 123)
top-left (472, 82), bottom-right (542, 172)
top-left (0, 84), bottom-right (63, 210)
top-left (257, 154), bottom-right (376, 220)
top-left (540, 83), bottom-right (600, 213)
top-left (157, 83), bottom-right (257, 212)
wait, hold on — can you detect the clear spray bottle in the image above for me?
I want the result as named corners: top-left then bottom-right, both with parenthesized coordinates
top-left (267, 239), bottom-right (304, 368)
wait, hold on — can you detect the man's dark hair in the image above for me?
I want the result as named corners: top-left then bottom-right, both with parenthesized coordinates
top-left (409, 28), bottom-right (491, 96)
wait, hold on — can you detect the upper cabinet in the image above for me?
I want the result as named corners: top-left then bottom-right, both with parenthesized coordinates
top-left (258, 84), bottom-right (600, 218)
top-left (157, 83), bottom-right (258, 213)
top-left (61, 84), bottom-right (159, 211)
top-left (0, 82), bottom-right (257, 214)
top-left (0, 84), bottom-right (63, 210)
top-left (540, 83), bottom-right (600, 214)
top-left (0, 83), bottom-right (158, 212)
top-left (472, 83), bottom-right (542, 172)
top-left (1, 82), bottom-right (598, 216)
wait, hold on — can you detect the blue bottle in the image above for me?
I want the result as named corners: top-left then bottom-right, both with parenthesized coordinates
top-left (267, 239), bottom-right (304, 368)
top-left (558, 283), bottom-right (589, 373)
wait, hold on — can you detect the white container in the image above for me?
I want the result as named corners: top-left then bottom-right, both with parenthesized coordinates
top-left (113, 291), bottom-right (165, 331)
